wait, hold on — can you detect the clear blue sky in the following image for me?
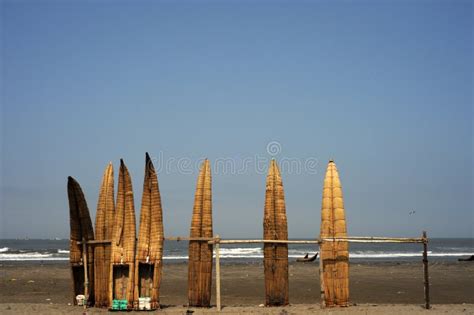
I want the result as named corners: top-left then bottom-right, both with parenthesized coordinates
top-left (1, 0), bottom-right (472, 239)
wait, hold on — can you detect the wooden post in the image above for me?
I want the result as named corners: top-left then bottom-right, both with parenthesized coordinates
top-left (215, 235), bottom-right (221, 311)
top-left (82, 237), bottom-right (89, 310)
top-left (422, 231), bottom-right (430, 309)
top-left (318, 243), bottom-right (325, 309)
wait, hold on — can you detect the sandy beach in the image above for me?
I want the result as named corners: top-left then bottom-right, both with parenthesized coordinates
top-left (1, 261), bottom-right (473, 314)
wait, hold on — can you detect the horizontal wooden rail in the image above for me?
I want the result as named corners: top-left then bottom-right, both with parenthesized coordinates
top-left (210, 239), bottom-right (321, 245)
top-left (165, 236), bottom-right (214, 242)
top-left (76, 240), bottom-right (111, 245)
top-left (77, 236), bottom-right (425, 245)
top-left (321, 237), bottom-right (424, 244)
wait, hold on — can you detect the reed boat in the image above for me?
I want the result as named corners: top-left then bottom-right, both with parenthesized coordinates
top-left (133, 153), bottom-right (164, 310)
top-left (320, 160), bottom-right (349, 306)
top-left (263, 160), bottom-right (289, 306)
top-left (67, 176), bottom-right (95, 306)
top-left (108, 159), bottom-right (136, 310)
top-left (94, 163), bottom-right (115, 307)
top-left (188, 159), bottom-right (213, 307)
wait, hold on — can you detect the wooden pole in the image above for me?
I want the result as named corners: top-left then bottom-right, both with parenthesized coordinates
top-left (215, 235), bottom-right (221, 311)
top-left (422, 231), bottom-right (430, 309)
top-left (319, 241), bottom-right (325, 309)
top-left (82, 237), bottom-right (89, 310)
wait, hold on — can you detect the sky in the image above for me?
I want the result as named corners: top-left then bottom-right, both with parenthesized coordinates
top-left (1, 0), bottom-right (472, 239)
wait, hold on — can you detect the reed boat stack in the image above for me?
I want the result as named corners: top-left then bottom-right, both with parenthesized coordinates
top-left (133, 153), bottom-right (164, 310)
top-left (188, 159), bottom-right (213, 307)
top-left (94, 163), bottom-right (115, 308)
top-left (320, 160), bottom-right (349, 306)
top-left (263, 159), bottom-right (289, 306)
top-left (108, 159), bottom-right (136, 310)
top-left (67, 177), bottom-right (95, 306)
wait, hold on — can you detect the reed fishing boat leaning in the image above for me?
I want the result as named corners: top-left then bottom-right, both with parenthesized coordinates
top-left (263, 159), bottom-right (289, 306)
top-left (108, 159), bottom-right (136, 310)
top-left (188, 159), bottom-right (213, 307)
top-left (133, 153), bottom-right (164, 310)
top-left (94, 163), bottom-right (115, 307)
top-left (320, 160), bottom-right (349, 306)
top-left (67, 176), bottom-right (95, 306)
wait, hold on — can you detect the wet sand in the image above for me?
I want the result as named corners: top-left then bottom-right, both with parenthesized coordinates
top-left (1, 261), bottom-right (473, 314)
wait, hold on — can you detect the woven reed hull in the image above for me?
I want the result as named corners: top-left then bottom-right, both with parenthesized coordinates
top-left (188, 159), bottom-right (213, 307)
top-left (94, 163), bottom-right (115, 308)
top-left (263, 160), bottom-right (289, 306)
top-left (134, 153), bottom-right (164, 310)
top-left (320, 160), bottom-right (349, 307)
top-left (67, 176), bottom-right (95, 306)
top-left (108, 160), bottom-right (136, 309)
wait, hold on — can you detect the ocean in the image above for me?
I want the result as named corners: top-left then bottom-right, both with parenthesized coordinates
top-left (0, 238), bottom-right (472, 263)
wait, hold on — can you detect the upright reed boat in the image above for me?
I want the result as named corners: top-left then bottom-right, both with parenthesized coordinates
top-left (108, 160), bottom-right (136, 309)
top-left (94, 163), bottom-right (115, 307)
top-left (188, 159), bottom-right (213, 307)
top-left (67, 176), bottom-right (95, 306)
top-left (320, 160), bottom-right (349, 306)
top-left (263, 159), bottom-right (289, 306)
top-left (133, 153), bottom-right (164, 310)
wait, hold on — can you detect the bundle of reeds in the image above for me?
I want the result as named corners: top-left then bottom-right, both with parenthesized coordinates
top-left (133, 153), bottom-right (164, 310)
top-left (108, 159), bottom-right (136, 309)
top-left (263, 160), bottom-right (289, 306)
top-left (67, 176), bottom-right (95, 306)
top-left (94, 163), bottom-right (115, 307)
top-left (188, 159), bottom-right (213, 307)
top-left (320, 160), bottom-right (349, 306)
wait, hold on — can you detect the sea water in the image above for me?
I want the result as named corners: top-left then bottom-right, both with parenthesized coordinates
top-left (0, 238), bottom-right (472, 263)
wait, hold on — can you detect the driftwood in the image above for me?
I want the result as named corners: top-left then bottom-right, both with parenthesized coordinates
top-left (263, 160), bottom-right (289, 306)
top-left (94, 163), bottom-right (115, 307)
top-left (67, 177), bottom-right (95, 306)
top-left (320, 160), bottom-right (349, 307)
top-left (108, 160), bottom-right (136, 309)
top-left (134, 153), bottom-right (164, 310)
top-left (296, 252), bottom-right (318, 262)
top-left (188, 159), bottom-right (213, 307)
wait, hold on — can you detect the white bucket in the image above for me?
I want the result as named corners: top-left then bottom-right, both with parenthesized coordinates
top-left (144, 297), bottom-right (151, 310)
top-left (76, 295), bottom-right (85, 306)
top-left (138, 297), bottom-right (146, 310)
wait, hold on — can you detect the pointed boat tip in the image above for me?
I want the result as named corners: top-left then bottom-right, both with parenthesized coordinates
top-left (145, 152), bottom-right (150, 160)
top-left (120, 158), bottom-right (124, 165)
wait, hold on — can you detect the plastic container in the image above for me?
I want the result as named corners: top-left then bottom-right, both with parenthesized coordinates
top-left (76, 295), bottom-right (85, 306)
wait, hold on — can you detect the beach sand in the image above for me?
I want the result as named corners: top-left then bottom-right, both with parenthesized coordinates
top-left (1, 261), bottom-right (473, 314)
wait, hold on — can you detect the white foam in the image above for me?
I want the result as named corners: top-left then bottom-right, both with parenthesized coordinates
top-left (0, 247), bottom-right (9, 253)
top-left (0, 252), bottom-right (68, 261)
top-left (57, 249), bottom-right (70, 254)
top-left (163, 256), bottom-right (188, 260)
